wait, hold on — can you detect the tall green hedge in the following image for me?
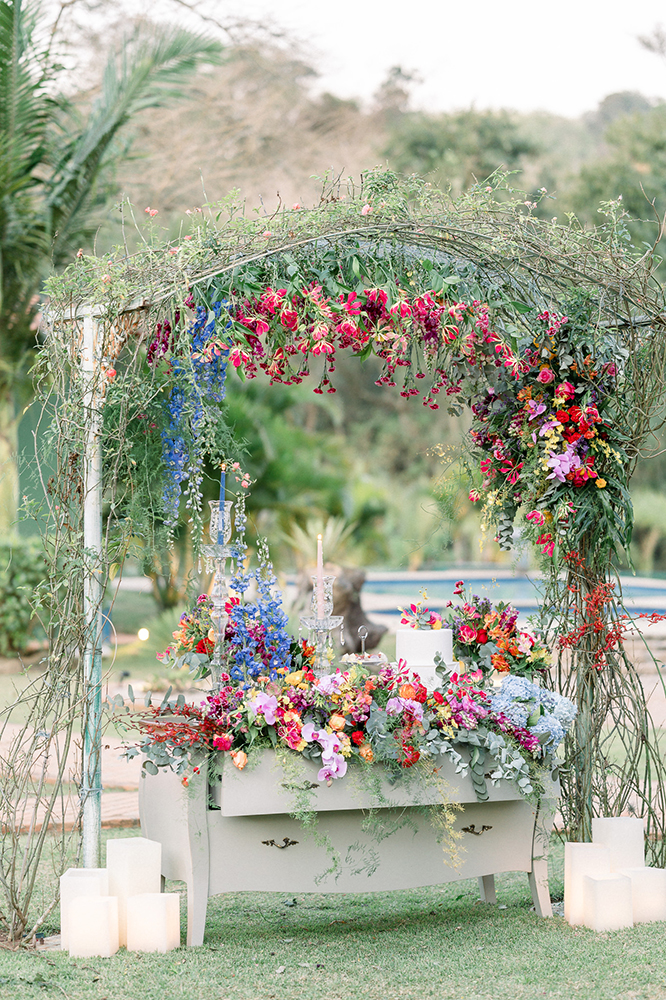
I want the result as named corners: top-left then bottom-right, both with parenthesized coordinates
top-left (0, 539), bottom-right (45, 656)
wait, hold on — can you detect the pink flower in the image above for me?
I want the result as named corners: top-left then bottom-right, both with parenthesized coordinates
top-left (526, 509), bottom-right (546, 526)
top-left (537, 368), bottom-right (555, 384)
top-left (556, 381), bottom-right (575, 399)
top-left (459, 624), bottom-right (478, 644)
top-left (361, 204), bottom-right (372, 216)
top-left (144, 207), bottom-right (158, 217)
top-left (469, 489), bottom-right (481, 502)
top-left (292, 202), bottom-right (301, 210)
top-left (212, 734), bottom-right (233, 751)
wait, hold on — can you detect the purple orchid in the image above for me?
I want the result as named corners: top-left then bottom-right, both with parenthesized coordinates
top-left (545, 445), bottom-right (581, 483)
top-left (314, 673), bottom-right (344, 695)
top-left (317, 754), bottom-right (348, 782)
top-left (249, 692), bottom-right (278, 726)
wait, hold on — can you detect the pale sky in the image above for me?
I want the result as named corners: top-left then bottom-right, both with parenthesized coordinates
top-left (227, 0), bottom-right (666, 117)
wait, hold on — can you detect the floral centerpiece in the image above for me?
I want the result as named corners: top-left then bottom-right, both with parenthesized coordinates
top-left (443, 581), bottom-right (550, 680)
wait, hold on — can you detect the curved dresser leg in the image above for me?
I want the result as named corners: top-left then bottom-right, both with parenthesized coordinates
top-left (529, 859), bottom-right (552, 917)
top-left (529, 797), bottom-right (555, 917)
top-left (186, 872), bottom-right (209, 947)
top-left (185, 770), bottom-right (211, 946)
top-left (478, 874), bottom-right (497, 904)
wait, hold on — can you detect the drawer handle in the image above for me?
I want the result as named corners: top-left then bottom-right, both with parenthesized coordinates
top-left (462, 824), bottom-right (493, 836)
top-left (262, 837), bottom-right (299, 849)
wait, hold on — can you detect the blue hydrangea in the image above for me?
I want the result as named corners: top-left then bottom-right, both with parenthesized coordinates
top-left (491, 674), bottom-right (576, 751)
top-left (530, 713), bottom-right (565, 749)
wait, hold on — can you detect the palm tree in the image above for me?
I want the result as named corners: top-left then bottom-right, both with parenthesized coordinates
top-left (0, 0), bottom-right (223, 534)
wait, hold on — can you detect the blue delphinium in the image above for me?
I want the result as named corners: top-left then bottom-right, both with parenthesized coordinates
top-left (226, 536), bottom-right (291, 683)
top-left (159, 302), bottom-right (230, 525)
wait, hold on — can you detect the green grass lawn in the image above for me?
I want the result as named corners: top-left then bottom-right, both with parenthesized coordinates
top-left (1, 834), bottom-right (666, 1000)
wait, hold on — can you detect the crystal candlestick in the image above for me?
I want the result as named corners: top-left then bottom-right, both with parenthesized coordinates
top-left (300, 574), bottom-right (344, 676)
top-left (203, 500), bottom-right (237, 690)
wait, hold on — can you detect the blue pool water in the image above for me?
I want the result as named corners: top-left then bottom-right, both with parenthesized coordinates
top-left (361, 572), bottom-right (666, 616)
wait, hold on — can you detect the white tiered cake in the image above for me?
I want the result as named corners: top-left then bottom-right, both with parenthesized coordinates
top-left (395, 627), bottom-right (454, 690)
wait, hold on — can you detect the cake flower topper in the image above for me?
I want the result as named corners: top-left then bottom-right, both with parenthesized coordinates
top-left (398, 589), bottom-right (443, 630)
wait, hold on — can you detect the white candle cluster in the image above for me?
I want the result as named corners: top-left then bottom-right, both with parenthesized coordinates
top-left (564, 817), bottom-right (666, 931)
top-left (60, 837), bottom-right (179, 957)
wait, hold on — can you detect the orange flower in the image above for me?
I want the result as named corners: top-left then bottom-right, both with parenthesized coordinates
top-left (231, 750), bottom-right (247, 770)
top-left (359, 744), bottom-right (374, 763)
top-left (329, 714), bottom-right (346, 731)
top-left (491, 653), bottom-right (511, 673)
top-left (399, 683), bottom-right (416, 700)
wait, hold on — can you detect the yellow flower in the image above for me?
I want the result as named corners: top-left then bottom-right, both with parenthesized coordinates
top-left (432, 620), bottom-right (442, 630)
top-left (596, 478), bottom-right (607, 488)
top-left (285, 670), bottom-right (303, 686)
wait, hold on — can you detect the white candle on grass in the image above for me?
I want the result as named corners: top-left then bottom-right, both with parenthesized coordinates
top-left (106, 837), bottom-right (162, 946)
top-left (126, 893), bottom-right (180, 952)
top-left (618, 867), bottom-right (666, 923)
top-left (592, 816), bottom-right (645, 870)
top-left (60, 868), bottom-right (109, 950)
top-left (68, 896), bottom-right (119, 957)
top-left (564, 842), bottom-right (611, 925)
top-left (583, 874), bottom-right (633, 931)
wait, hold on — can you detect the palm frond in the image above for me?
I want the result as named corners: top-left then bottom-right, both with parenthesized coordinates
top-left (45, 23), bottom-right (223, 261)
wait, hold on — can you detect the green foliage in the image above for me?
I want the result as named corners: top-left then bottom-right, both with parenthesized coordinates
top-left (383, 109), bottom-right (539, 190)
top-left (572, 104), bottom-right (666, 256)
top-left (0, 537), bottom-right (45, 655)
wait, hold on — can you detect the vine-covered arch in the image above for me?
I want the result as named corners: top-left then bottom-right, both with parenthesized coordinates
top-left (41, 170), bottom-right (666, 860)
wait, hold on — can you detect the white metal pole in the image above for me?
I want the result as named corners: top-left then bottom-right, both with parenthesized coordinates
top-left (81, 308), bottom-right (103, 867)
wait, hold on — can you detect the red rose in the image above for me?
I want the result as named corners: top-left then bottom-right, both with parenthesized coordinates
top-left (555, 410), bottom-right (569, 423)
top-left (476, 629), bottom-right (488, 644)
top-left (569, 405), bottom-right (582, 422)
top-left (196, 637), bottom-right (214, 655)
top-left (433, 690), bottom-right (444, 704)
top-left (414, 683), bottom-right (428, 704)
top-left (351, 731), bottom-right (365, 745)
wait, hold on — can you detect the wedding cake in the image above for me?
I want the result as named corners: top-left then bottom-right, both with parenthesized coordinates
top-left (395, 626), bottom-right (454, 690)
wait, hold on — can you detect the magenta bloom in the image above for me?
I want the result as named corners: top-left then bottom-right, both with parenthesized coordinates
top-left (537, 369), bottom-right (554, 384)
top-left (458, 624), bottom-right (478, 644)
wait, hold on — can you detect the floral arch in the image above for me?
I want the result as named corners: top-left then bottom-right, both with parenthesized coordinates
top-left (36, 170), bottom-right (666, 865)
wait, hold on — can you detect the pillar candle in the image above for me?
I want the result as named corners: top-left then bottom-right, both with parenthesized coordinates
top-left (126, 893), bottom-right (180, 952)
top-left (583, 874), bottom-right (633, 931)
top-left (564, 842), bottom-right (611, 925)
top-left (106, 837), bottom-right (162, 946)
top-left (60, 868), bottom-right (109, 950)
top-left (217, 464), bottom-right (226, 544)
top-left (618, 867), bottom-right (666, 923)
top-left (316, 533), bottom-right (324, 619)
top-left (592, 816), bottom-right (645, 870)
top-left (68, 896), bottom-right (119, 957)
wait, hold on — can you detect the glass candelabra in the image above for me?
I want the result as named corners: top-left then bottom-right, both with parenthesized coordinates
top-left (203, 499), bottom-right (235, 690)
top-left (300, 574), bottom-right (344, 677)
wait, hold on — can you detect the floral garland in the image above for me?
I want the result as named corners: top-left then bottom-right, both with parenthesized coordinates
top-left (127, 661), bottom-right (575, 801)
top-left (143, 277), bottom-right (629, 571)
